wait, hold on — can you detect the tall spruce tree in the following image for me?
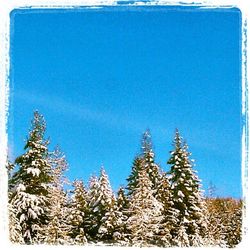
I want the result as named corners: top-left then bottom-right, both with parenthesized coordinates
top-left (96, 168), bottom-right (121, 243)
top-left (9, 111), bottom-right (53, 244)
top-left (167, 129), bottom-right (207, 246)
top-left (126, 168), bottom-right (167, 247)
top-left (142, 130), bottom-right (162, 195)
top-left (126, 130), bottom-right (162, 197)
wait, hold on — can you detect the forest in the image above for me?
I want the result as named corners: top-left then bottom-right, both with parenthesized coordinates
top-left (8, 111), bottom-right (242, 247)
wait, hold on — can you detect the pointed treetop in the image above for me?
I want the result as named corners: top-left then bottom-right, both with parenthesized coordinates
top-left (88, 174), bottom-right (99, 189)
top-left (117, 186), bottom-right (125, 194)
top-left (100, 165), bottom-right (106, 175)
top-left (117, 186), bottom-right (129, 209)
top-left (173, 128), bottom-right (183, 150)
top-left (99, 166), bottom-right (112, 188)
top-left (29, 110), bottom-right (46, 142)
top-left (51, 145), bottom-right (68, 172)
top-left (99, 166), bottom-right (111, 186)
top-left (141, 129), bottom-right (153, 154)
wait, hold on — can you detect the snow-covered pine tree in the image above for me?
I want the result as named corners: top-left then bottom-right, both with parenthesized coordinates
top-left (67, 179), bottom-right (88, 244)
top-left (167, 129), bottom-right (207, 247)
top-left (96, 168), bottom-right (121, 243)
top-left (155, 172), bottom-right (178, 246)
top-left (86, 168), bottom-right (121, 243)
top-left (141, 130), bottom-right (162, 194)
top-left (85, 175), bottom-right (99, 240)
top-left (42, 146), bottom-right (71, 244)
top-left (98, 195), bottom-right (123, 245)
top-left (126, 168), bottom-right (165, 247)
top-left (9, 111), bottom-right (53, 244)
top-left (126, 130), bottom-right (162, 198)
top-left (114, 187), bottom-right (130, 245)
top-left (126, 130), bottom-right (171, 246)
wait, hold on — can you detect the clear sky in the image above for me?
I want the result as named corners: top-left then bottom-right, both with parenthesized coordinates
top-left (9, 6), bottom-right (241, 198)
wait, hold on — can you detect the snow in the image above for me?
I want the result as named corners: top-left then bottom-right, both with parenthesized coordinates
top-left (178, 190), bottom-right (185, 198)
top-left (17, 183), bottom-right (26, 192)
top-left (27, 167), bottom-right (41, 177)
top-left (28, 208), bottom-right (38, 219)
top-left (19, 214), bottom-right (26, 224)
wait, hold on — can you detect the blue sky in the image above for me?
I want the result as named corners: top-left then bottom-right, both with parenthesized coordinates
top-left (9, 7), bottom-right (241, 198)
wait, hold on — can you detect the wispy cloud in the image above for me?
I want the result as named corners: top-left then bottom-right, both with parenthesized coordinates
top-left (13, 89), bottom-right (238, 160)
top-left (14, 89), bottom-right (170, 137)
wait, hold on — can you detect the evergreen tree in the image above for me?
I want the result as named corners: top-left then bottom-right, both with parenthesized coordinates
top-left (96, 168), bottom-right (121, 242)
top-left (87, 168), bottom-right (120, 243)
top-left (9, 111), bottom-right (53, 244)
top-left (126, 130), bottom-right (162, 197)
top-left (167, 129), bottom-right (207, 246)
top-left (67, 179), bottom-right (88, 244)
top-left (126, 130), bottom-right (171, 246)
top-left (85, 175), bottom-right (100, 240)
top-left (43, 147), bottom-right (71, 244)
top-left (117, 187), bottom-right (129, 211)
top-left (126, 168), bottom-right (167, 247)
top-left (114, 187), bottom-right (130, 245)
top-left (141, 130), bottom-right (162, 194)
top-left (156, 172), bottom-right (178, 243)
top-left (98, 196), bottom-right (123, 244)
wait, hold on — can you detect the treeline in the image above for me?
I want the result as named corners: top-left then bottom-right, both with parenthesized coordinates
top-left (8, 111), bottom-right (242, 247)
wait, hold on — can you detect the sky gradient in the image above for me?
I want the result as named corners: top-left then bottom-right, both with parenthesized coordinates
top-left (9, 7), bottom-right (241, 198)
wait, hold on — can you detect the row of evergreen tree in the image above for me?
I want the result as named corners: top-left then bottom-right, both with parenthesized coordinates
top-left (8, 111), bottom-right (242, 247)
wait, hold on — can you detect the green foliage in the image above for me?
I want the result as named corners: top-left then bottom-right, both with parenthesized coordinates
top-left (67, 180), bottom-right (88, 244)
top-left (126, 156), bottom-right (144, 196)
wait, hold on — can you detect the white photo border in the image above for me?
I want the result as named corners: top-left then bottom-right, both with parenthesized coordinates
top-left (0, 0), bottom-right (248, 249)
